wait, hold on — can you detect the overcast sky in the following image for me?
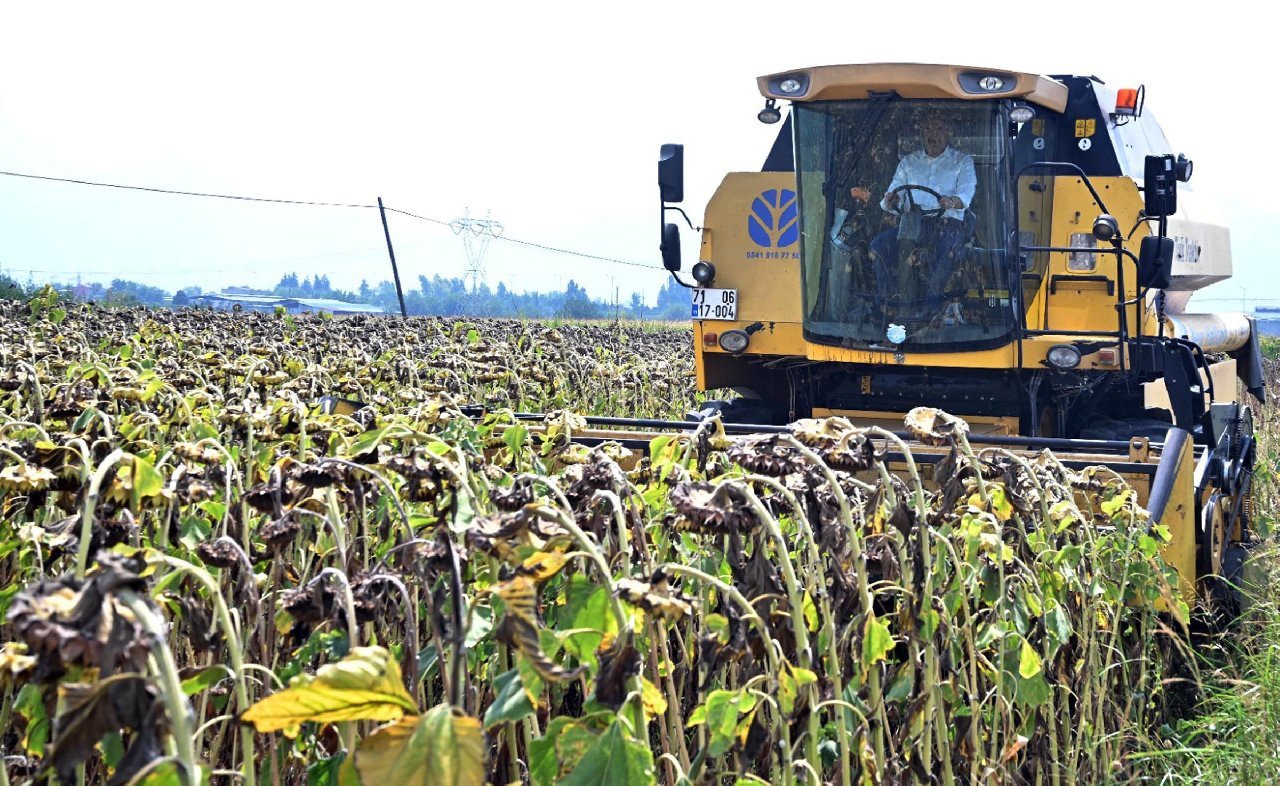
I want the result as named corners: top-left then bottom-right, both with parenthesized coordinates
top-left (0, 1), bottom-right (1272, 310)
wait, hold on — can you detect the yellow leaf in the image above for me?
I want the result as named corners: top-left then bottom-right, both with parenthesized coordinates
top-left (354, 704), bottom-right (484, 786)
top-left (519, 548), bottom-right (569, 582)
top-left (240, 646), bottom-right (417, 733)
top-left (641, 677), bottom-right (667, 716)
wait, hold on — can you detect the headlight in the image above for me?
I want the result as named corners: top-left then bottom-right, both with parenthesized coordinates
top-left (718, 330), bottom-right (750, 354)
top-left (979, 76), bottom-right (1005, 91)
top-left (1046, 344), bottom-right (1081, 369)
top-left (1010, 106), bottom-right (1035, 123)
top-left (779, 78), bottom-right (802, 94)
top-left (691, 261), bottom-right (716, 285)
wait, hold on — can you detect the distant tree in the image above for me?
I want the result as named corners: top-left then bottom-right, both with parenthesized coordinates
top-left (558, 280), bottom-right (602, 319)
top-left (655, 276), bottom-right (690, 320)
top-left (278, 273), bottom-right (300, 290)
top-left (107, 279), bottom-right (168, 306)
top-left (0, 274), bottom-right (24, 300)
top-left (173, 290), bottom-right (191, 306)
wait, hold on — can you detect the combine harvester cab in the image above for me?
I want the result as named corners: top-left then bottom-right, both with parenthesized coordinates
top-left (657, 64), bottom-right (1264, 602)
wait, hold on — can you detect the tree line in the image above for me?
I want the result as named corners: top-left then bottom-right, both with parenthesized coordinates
top-left (0, 271), bottom-right (695, 321)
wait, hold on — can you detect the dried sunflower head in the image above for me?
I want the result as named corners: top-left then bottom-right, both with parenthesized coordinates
top-left (727, 435), bottom-right (805, 478)
top-left (244, 477), bottom-right (293, 513)
top-left (174, 441), bottom-right (223, 465)
top-left (669, 481), bottom-right (757, 535)
top-left (195, 537), bottom-right (246, 570)
top-left (905, 407), bottom-right (970, 447)
top-left (491, 478), bottom-right (535, 512)
top-left (292, 462), bottom-right (344, 489)
top-left (6, 552), bottom-right (153, 680)
top-left (0, 463), bottom-right (57, 493)
top-left (259, 516), bottom-right (302, 549)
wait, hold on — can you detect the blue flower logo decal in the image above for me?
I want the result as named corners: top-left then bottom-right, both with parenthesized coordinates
top-left (748, 188), bottom-right (798, 248)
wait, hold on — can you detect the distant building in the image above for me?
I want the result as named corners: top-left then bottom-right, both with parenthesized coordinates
top-left (188, 292), bottom-right (385, 316)
top-left (1254, 307), bottom-right (1280, 337)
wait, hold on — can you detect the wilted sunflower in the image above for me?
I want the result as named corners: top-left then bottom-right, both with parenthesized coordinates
top-left (0, 462), bottom-right (57, 493)
top-left (905, 406), bottom-right (970, 446)
top-left (669, 481), bottom-right (758, 535)
top-left (6, 552), bottom-right (153, 680)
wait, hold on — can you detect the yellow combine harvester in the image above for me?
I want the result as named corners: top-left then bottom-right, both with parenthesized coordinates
top-left (656, 63), bottom-right (1264, 602)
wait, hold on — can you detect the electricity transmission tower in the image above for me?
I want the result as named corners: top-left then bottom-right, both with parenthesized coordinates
top-left (450, 210), bottom-right (503, 294)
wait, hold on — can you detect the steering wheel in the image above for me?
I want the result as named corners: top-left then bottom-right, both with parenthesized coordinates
top-left (887, 184), bottom-right (947, 218)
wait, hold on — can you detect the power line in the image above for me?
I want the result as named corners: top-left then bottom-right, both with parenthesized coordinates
top-left (382, 207), bottom-right (661, 269)
top-left (0, 169), bottom-right (376, 209)
top-left (0, 168), bottom-right (663, 270)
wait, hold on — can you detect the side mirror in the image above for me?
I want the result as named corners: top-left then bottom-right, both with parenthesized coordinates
top-left (1144, 154), bottom-right (1178, 217)
top-left (1137, 235), bottom-right (1174, 289)
top-left (661, 223), bottom-right (681, 272)
top-left (659, 144), bottom-right (684, 203)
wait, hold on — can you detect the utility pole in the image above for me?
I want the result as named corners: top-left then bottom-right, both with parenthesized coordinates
top-left (377, 197), bottom-right (408, 318)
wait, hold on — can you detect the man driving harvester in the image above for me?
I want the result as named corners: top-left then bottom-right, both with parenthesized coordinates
top-left (850, 113), bottom-right (977, 305)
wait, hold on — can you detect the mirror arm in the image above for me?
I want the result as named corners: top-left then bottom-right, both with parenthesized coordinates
top-left (663, 204), bottom-right (699, 231)
top-left (669, 270), bottom-right (697, 289)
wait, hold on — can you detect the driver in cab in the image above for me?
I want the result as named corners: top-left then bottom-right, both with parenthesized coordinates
top-left (849, 114), bottom-right (977, 300)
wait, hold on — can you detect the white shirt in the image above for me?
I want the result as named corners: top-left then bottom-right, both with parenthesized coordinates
top-left (880, 146), bottom-right (977, 222)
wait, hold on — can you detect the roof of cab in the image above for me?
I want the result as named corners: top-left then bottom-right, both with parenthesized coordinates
top-left (757, 63), bottom-right (1068, 113)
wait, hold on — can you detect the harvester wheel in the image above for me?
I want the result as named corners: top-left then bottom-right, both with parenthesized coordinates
top-left (1200, 493), bottom-right (1245, 624)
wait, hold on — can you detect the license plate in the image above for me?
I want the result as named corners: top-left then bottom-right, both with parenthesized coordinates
top-left (691, 288), bottom-right (737, 320)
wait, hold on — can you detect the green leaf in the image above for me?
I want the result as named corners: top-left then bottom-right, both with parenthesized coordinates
top-left (182, 665), bottom-right (231, 696)
top-left (128, 761), bottom-right (207, 786)
top-left (483, 668), bottom-right (533, 729)
top-left (1045, 602), bottom-right (1073, 645)
top-left (777, 661), bottom-right (818, 717)
top-left (502, 424), bottom-right (529, 454)
top-left (861, 612), bottom-right (894, 672)
top-left (178, 516), bottom-right (213, 552)
top-left (101, 732), bottom-right (125, 770)
top-left (241, 646), bottom-right (417, 734)
top-left (685, 704), bottom-right (708, 727)
top-left (306, 754), bottom-right (346, 786)
top-left (129, 456), bottom-right (165, 510)
top-left (530, 716), bottom-right (578, 786)
top-left (885, 664), bottom-right (915, 702)
top-left (703, 688), bottom-right (755, 758)
top-left (1018, 638), bottom-right (1043, 679)
top-left (1100, 489), bottom-right (1132, 518)
top-left (347, 426), bottom-right (390, 457)
top-left (14, 682), bottom-right (49, 756)
top-left (1137, 534), bottom-right (1159, 559)
top-left (1015, 672), bottom-right (1052, 707)
top-left (562, 586), bottom-right (617, 667)
top-left (560, 719), bottom-right (656, 786)
top-left (704, 613), bottom-right (731, 645)
top-left (988, 483), bottom-right (1014, 521)
top-left (352, 703), bottom-right (484, 786)
top-left (191, 422), bottom-right (219, 441)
